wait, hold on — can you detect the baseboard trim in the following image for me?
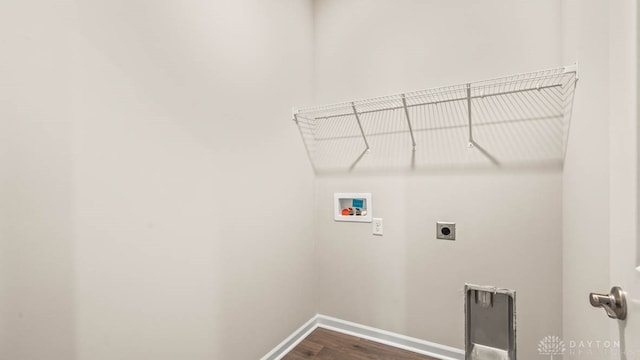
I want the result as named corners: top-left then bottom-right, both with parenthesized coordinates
top-left (259, 315), bottom-right (319, 360)
top-left (261, 314), bottom-right (464, 360)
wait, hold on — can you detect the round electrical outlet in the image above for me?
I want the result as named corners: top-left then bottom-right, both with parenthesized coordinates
top-left (436, 222), bottom-right (456, 240)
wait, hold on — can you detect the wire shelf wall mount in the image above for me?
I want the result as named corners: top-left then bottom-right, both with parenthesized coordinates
top-left (293, 65), bottom-right (578, 174)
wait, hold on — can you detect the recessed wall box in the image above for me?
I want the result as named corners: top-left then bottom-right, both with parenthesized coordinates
top-left (334, 193), bottom-right (372, 222)
top-left (465, 284), bottom-right (516, 360)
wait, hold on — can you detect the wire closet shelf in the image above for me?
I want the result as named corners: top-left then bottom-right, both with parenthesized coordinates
top-left (293, 65), bottom-right (578, 174)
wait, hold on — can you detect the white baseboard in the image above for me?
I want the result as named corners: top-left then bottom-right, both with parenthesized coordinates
top-left (259, 315), bottom-right (319, 360)
top-left (260, 314), bottom-right (464, 360)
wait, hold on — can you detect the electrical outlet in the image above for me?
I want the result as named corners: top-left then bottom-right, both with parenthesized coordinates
top-left (437, 222), bottom-right (455, 240)
top-left (373, 218), bottom-right (383, 236)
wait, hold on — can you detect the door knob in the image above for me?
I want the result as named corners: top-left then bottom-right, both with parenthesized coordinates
top-left (589, 286), bottom-right (627, 320)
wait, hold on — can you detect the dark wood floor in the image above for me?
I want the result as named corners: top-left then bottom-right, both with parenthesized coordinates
top-left (282, 328), bottom-right (439, 360)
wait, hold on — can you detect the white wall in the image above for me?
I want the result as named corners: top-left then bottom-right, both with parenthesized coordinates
top-left (0, 1), bottom-right (75, 358)
top-left (4, 1), bottom-right (629, 359)
top-left (0, 1), bottom-right (316, 359)
top-left (313, 0), bottom-right (564, 358)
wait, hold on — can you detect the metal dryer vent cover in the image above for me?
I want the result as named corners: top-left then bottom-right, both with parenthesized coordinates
top-left (465, 284), bottom-right (516, 360)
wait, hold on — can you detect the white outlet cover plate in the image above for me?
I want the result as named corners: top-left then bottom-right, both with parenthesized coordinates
top-left (373, 218), bottom-right (383, 235)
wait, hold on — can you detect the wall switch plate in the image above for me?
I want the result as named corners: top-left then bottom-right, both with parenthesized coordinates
top-left (437, 222), bottom-right (455, 240)
top-left (373, 218), bottom-right (383, 236)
